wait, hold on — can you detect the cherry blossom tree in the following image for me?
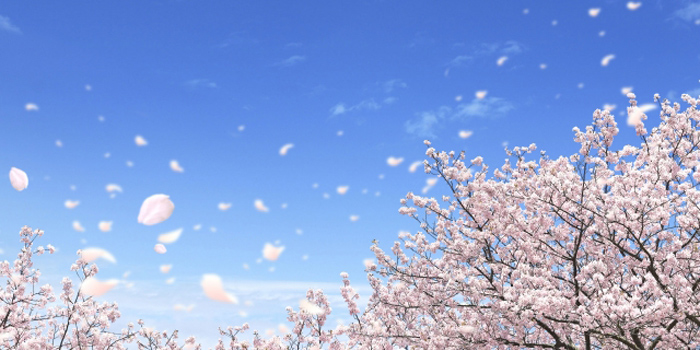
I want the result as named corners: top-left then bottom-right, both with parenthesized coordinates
top-left (342, 93), bottom-right (700, 349)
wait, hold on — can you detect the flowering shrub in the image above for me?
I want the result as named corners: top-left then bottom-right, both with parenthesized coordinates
top-left (5, 93), bottom-right (700, 349)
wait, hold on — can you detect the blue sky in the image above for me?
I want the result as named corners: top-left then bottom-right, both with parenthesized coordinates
top-left (1, 0), bottom-right (700, 347)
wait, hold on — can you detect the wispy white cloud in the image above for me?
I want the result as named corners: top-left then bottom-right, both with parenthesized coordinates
top-left (0, 15), bottom-right (21, 34)
top-left (448, 40), bottom-right (525, 68)
top-left (453, 96), bottom-right (515, 119)
top-left (405, 97), bottom-right (514, 138)
top-left (448, 55), bottom-right (473, 67)
top-left (330, 99), bottom-right (381, 116)
top-left (673, 2), bottom-right (700, 22)
top-left (184, 79), bottom-right (217, 88)
top-left (217, 31), bottom-right (258, 48)
top-left (275, 55), bottom-right (306, 67)
top-left (382, 79), bottom-right (407, 93)
top-left (405, 107), bottom-right (450, 138)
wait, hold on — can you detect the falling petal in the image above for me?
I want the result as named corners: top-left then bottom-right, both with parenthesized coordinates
top-left (80, 247), bottom-right (116, 264)
top-left (126, 160), bottom-right (134, 167)
top-left (408, 161), bottom-right (422, 173)
top-left (154, 244), bottom-right (167, 254)
top-left (262, 243), bottom-right (285, 261)
top-left (158, 228), bottom-right (183, 244)
top-left (459, 130), bottom-right (474, 139)
top-left (387, 157), bottom-right (404, 166)
top-left (455, 95), bottom-right (463, 102)
top-left (9, 167), bottom-right (28, 191)
top-left (105, 184), bottom-right (123, 193)
top-left (166, 277), bottom-right (176, 284)
top-left (588, 8), bottom-right (601, 17)
top-left (80, 277), bottom-right (119, 297)
top-left (278, 324), bottom-right (289, 334)
top-left (73, 221), bottom-right (85, 232)
top-left (138, 194), bottom-right (175, 225)
top-left (621, 86), bottom-right (633, 95)
top-left (254, 199), bottom-right (269, 212)
top-left (601, 54), bottom-right (615, 66)
top-left (350, 215), bottom-right (360, 222)
top-left (160, 264), bottom-right (172, 273)
top-left (496, 56), bottom-right (508, 66)
top-left (475, 90), bottom-right (488, 99)
top-left (123, 271), bottom-right (131, 279)
top-left (170, 160), bottom-right (184, 173)
top-left (539, 63), bottom-right (547, 70)
top-left (201, 274), bottom-right (239, 304)
top-left (279, 143), bottom-right (294, 156)
top-left (336, 186), bottom-right (349, 195)
top-left (193, 224), bottom-right (202, 231)
top-left (135, 135), bottom-right (148, 146)
top-left (337, 130), bottom-right (344, 136)
top-left (64, 200), bottom-right (80, 209)
top-left (627, 1), bottom-right (641, 10)
top-left (55, 140), bottom-right (63, 147)
top-left (25, 103), bottom-right (39, 111)
top-left (98, 221), bottom-right (112, 232)
top-left (218, 202), bottom-right (232, 211)
top-left (599, 30), bottom-right (606, 37)
top-left (627, 103), bottom-right (657, 126)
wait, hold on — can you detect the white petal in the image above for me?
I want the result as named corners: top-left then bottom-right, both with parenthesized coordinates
top-left (64, 200), bottom-right (80, 209)
top-left (201, 274), bottom-right (238, 304)
top-left (627, 104), bottom-right (657, 126)
top-left (160, 264), bottom-right (172, 273)
top-left (254, 199), bottom-right (269, 212)
top-left (279, 143), bottom-right (294, 156)
top-left (73, 221), bottom-right (85, 232)
top-left (336, 186), bottom-right (349, 195)
top-left (105, 184), bottom-right (123, 193)
top-left (166, 277), bottom-right (176, 284)
top-left (80, 277), bottom-right (119, 297)
top-left (496, 56), bottom-right (508, 66)
top-left (80, 247), bottom-right (117, 264)
top-left (9, 167), bottom-right (28, 191)
top-left (193, 224), bottom-right (202, 231)
top-left (262, 243), bottom-right (285, 261)
top-left (475, 90), bottom-right (487, 99)
top-left (25, 103), bottom-right (39, 111)
top-left (601, 54), bottom-right (615, 66)
top-left (386, 157), bottom-right (404, 167)
top-left (158, 228), bottom-right (183, 244)
top-left (98, 221), bottom-right (112, 232)
top-left (154, 244), bottom-right (167, 254)
top-left (621, 86), bottom-right (633, 95)
top-left (170, 160), bottom-right (184, 173)
top-left (459, 130), bottom-right (474, 139)
top-left (588, 8), bottom-right (600, 17)
top-left (349, 215), bottom-right (360, 222)
top-left (218, 202), bottom-right (232, 211)
top-left (135, 135), bottom-right (148, 146)
top-left (408, 161), bottom-right (422, 173)
top-left (627, 1), bottom-right (641, 10)
top-left (138, 194), bottom-right (174, 225)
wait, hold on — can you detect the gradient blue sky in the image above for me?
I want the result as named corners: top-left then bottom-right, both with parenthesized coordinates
top-left (1, 0), bottom-right (700, 347)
